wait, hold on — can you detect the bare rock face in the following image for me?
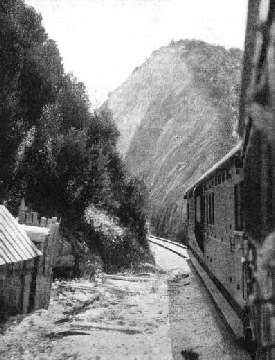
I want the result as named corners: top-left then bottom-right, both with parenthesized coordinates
top-left (107, 40), bottom-right (242, 237)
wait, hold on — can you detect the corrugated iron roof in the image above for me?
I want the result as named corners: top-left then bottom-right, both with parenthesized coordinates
top-left (0, 205), bottom-right (42, 266)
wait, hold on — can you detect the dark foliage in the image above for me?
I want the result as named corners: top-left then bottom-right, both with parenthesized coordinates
top-left (0, 0), bottom-right (149, 272)
top-left (0, 0), bottom-right (63, 201)
top-left (117, 177), bottom-right (148, 246)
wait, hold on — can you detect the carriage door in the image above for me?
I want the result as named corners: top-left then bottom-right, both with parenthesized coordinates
top-left (194, 185), bottom-right (205, 252)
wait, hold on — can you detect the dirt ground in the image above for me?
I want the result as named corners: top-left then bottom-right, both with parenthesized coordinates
top-left (168, 267), bottom-right (251, 360)
top-left (0, 272), bottom-right (173, 360)
top-left (0, 242), bottom-right (252, 360)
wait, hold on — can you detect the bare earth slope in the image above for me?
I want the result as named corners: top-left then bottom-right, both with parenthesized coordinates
top-left (107, 40), bottom-right (242, 237)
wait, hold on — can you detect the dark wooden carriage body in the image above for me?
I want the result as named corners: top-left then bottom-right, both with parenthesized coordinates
top-left (185, 1), bottom-right (275, 358)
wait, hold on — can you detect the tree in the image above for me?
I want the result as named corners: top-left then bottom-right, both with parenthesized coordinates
top-left (58, 74), bottom-right (91, 130)
top-left (2, 0), bottom-right (149, 273)
top-left (118, 177), bottom-right (148, 245)
top-left (0, 1), bottom-right (63, 202)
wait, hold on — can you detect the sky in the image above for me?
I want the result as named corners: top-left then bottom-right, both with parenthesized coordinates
top-left (25, 0), bottom-right (248, 107)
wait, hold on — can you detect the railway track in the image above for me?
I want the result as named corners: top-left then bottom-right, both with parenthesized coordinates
top-left (149, 235), bottom-right (187, 249)
top-left (149, 235), bottom-right (248, 342)
top-left (148, 235), bottom-right (251, 359)
top-left (148, 235), bottom-right (188, 260)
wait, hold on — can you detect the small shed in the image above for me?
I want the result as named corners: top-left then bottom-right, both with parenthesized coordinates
top-left (20, 222), bottom-right (60, 309)
top-left (18, 200), bottom-right (75, 279)
top-left (0, 205), bottom-right (42, 321)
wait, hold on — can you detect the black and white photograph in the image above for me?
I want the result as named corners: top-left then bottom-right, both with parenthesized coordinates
top-left (0, 0), bottom-right (274, 359)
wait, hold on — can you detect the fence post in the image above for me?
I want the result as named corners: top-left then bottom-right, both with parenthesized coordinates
top-left (40, 217), bottom-right (47, 227)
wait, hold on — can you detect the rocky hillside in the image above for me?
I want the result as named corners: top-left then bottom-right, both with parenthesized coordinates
top-left (107, 40), bottom-right (242, 238)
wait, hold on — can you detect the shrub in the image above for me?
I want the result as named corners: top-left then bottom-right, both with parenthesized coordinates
top-left (84, 204), bottom-right (153, 272)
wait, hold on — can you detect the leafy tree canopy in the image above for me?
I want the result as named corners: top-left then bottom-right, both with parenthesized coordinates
top-left (0, 0), bottom-right (149, 272)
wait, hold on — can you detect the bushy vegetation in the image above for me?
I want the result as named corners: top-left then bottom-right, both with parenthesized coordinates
top-left (0, 0), bottom-right (151, 274)
top-left (84, 205), bottom-right (153, 272)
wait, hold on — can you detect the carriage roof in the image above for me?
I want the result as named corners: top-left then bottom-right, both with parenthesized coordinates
top-left (184, 141), bottom-right (242, 196)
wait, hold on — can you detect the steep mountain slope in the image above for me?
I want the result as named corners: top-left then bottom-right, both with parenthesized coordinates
top-left (107, 40), bottom-right (242, 237)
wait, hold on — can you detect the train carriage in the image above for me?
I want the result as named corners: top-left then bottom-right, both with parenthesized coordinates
top-left (185, 1), bottom-right (275, 358)
top-left (238, 0), bottom-right (275, 358)
top-left (184, 142), bottom-right (250, 339)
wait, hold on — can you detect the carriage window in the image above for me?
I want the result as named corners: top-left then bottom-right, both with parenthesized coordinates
top-left (209, 194), bottom-right (211, 223)
top-left (211, 192), bottom-right (215, 224)
top-left (208, 192), bottom-right (214, 225)
top-left (196, 196), bottom-right (201, 222)
top-left (207, 194), bottom-right (211, 224)
top-left (227, 170), bottom-right (232, 180)
top-left (234, 181), bottom-right (244, 230)
top-left (235, 157), bottom-right (243, 169)
top-left (205, 194), bottom-right (209, 224)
